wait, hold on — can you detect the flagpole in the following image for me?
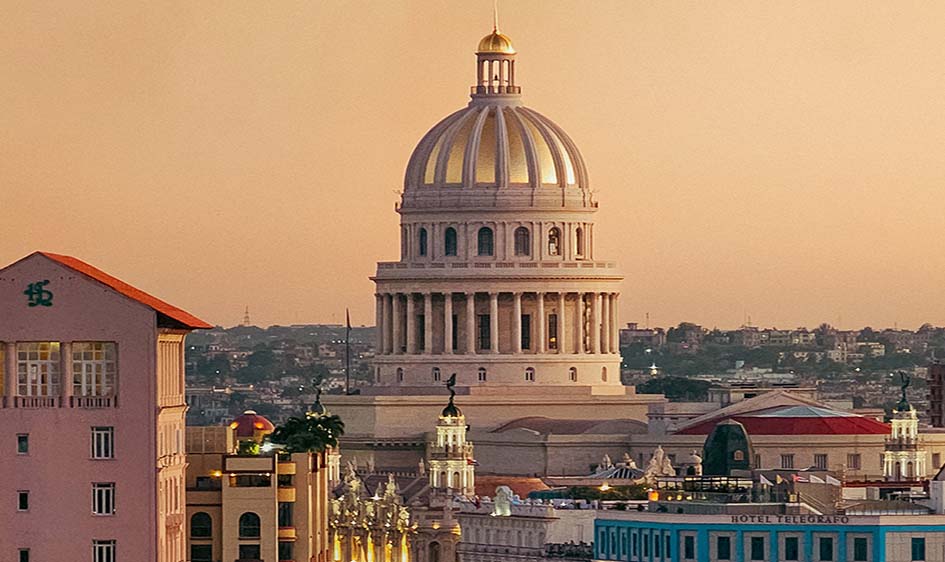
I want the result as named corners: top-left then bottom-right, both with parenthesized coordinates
top-left (345, 307), bottom-right (351, 395)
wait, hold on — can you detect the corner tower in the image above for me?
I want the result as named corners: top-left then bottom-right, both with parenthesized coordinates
top-left (372, 28), bottom-right (623, 391)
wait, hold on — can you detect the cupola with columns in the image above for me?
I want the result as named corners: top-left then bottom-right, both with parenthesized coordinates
top-left (373, 25), bottom-right (623, 393)
top-left (427, 375), bottom-right (476, 496)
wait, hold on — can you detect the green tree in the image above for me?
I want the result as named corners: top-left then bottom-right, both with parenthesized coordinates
top-left (270, 413), bottom-right (345, 453)
top-left (636, 376), bottom-right (712, 401)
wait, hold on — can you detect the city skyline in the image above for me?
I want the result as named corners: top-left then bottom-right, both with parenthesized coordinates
top-left (4, 1), bottom-right (945, 329)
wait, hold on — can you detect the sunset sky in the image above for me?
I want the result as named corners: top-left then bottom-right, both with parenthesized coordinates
top-left (3, 1), bottom-right (944, 329)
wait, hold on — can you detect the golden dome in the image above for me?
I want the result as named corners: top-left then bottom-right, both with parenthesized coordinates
top-left (477, 31), bottom-right (515, 54)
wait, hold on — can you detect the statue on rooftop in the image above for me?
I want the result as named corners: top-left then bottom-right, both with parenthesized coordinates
top-left (601, 454), bottom-right (613, 470)
top-left (492, 486), bottom-right (513, 516)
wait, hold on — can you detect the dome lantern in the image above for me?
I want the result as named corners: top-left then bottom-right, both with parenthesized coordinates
top-left (473, 23), bottom-right (520, 97)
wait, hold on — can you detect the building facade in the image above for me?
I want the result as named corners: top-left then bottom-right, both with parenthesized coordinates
top-left (595, 511), bottom-right (945, 562)
top-left (186, 410), bottom-right (335, 562)
top-left (0, 251), bottom-right (210, 562)
top-left (326, 27), bottom-right (665, 473)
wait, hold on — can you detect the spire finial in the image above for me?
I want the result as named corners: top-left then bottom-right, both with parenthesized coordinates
top-left (493, 0), bottom-right (499, 32)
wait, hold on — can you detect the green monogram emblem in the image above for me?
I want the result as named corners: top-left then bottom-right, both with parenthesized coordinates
top-left (24, 280), bottom-right (53, 307)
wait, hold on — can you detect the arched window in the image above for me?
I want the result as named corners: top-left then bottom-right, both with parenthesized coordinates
top-left (444, 227), bottom-right (458, 256)
top-left (419, 228), bottom-right (428, 257)
top-left (514, 226), bottom-right (530, 256)
top-left (601, 366), bottom-right (608, 382)
top-left (548, 227), bottom-right (561, 256)
top-left (238, 512), bottom-right (261, 539)
top-left (478, 367), bottom-right (487, 382)
top-left (433, 367), bottom-right (441, 382)
top-left (525, 367), bottom-right (535, 382)
top-left (575, 226), bottom-right (585, 257)
top-left (569, 367), bottom-right (577, 382)
top-left (429, 542), bottom-right (441, 562)
top-left (396, 368), bottom-right (404, 383)
top-left (191, 512), bottom-right (212, 538)
top-left (477, 227), bottom-right (494, 256)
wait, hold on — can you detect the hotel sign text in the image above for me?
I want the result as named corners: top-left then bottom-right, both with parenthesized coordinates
top-left (731, 515), bottom-right (851, 525)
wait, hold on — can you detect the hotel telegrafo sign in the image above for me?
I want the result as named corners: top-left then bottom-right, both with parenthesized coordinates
top-left (731, 514), bottom-right (851, 525)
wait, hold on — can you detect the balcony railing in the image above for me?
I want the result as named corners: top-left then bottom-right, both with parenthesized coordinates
top-left (71, 395), bottom-right (117, 408)
top-left (12, 396), bottom-right (61, 408)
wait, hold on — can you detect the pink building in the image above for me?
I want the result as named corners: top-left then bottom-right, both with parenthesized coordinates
top-left (0, 252), bottom-right (211, 562)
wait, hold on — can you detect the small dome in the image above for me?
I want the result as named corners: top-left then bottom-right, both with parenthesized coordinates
top-left (441, 401), bottom-right (462, 418)
top-left (230, 410), bottom-right (275, 438)
top-left (404, 104), bottom-right (587, 190)
top-left (478, 31), bottom-right (515, 54)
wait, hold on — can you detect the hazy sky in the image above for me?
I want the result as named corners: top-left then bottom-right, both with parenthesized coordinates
top-left (3, 1), bottom-right (944, 330)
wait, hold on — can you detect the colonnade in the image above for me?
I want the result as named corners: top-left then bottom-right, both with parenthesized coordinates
top-left (375, 291), bottom-right (619, 356)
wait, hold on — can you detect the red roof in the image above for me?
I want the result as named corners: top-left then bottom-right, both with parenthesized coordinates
top-left (36, 252), bottom-right (212, 330)
top-left (474, 476), bottom-right (550, 498)
top-left (230, 410), bottom-right (275, 437)
top-left (677, 405), bottom-right (890, 436)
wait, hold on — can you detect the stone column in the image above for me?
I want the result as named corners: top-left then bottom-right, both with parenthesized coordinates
top-left (444, 292), bottom-right (453, 354)
top-left (466, 292), bottom-right (476, 354)
top-left (5, 342), bottom-right (16, 400)
top-left (512, 292), bottom-right (522, 354)
top-left (536, 293), bottom-right (546, 354)
top-left (489, 292), bottom-right (499, 353)
top-left (424, 292), bottom-right (434, 354)
top-left (375, 294), bottom-right (384, 353)
top-left (391, 294), bottom-right (402, 354)
top-left (574, 293), bottom-right (584, 354)
top-left (591, 292), bottom-right (602, 354)
top-left (382, 294), bottom-right (392, 355)
top-left (61, 341), bottom-right (73, 404)
top-left (406, 294), bottom-right (417, 354)
top-left (601, 293), bottom-right (610, 354)
top-left (557, 293), bottom-right (566, 354)
top-left (611, 293), bottom-right (620, 352)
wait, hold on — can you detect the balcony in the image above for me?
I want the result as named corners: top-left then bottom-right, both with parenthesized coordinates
top-left (70, 395), bottom-right (117, 408)
top-left (11, 396), bottom-right (60, 408)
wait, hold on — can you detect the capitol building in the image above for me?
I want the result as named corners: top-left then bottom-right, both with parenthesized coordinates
top-left (326, 27), bottom-right (662, 470)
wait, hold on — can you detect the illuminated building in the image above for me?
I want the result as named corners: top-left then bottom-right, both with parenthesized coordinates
top-left (327, 25), bottom-right (663, 475)
top-left (185, 409), bottom-right (336, 562)
top-left (0, 251), bottom-right (210, 562)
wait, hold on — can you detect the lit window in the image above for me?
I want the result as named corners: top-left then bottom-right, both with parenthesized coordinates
top-left (72, 343), bottom-right (116, 396)
top-left (525, 367), bottom-right (535, 382)
top-left (477, 227), bottom-right (494, 256)
top-left (92, 483), bottom-right (115, 515)
top-left (91, 427), bottom-right (115, 459)
top-left (548, 313), bottom-right (558, 349)
top-left (17, 490), bottom-right (29, 511)
top-left (444, 227), bottom-right (458, 256)
top-left (92, 540), bottom-right (116, 562)
top-left (17, 434), bottom-right (28, 455)
top-left (514, 226), bottom-right (530, 256)
top-left (16, 342), bottom-right (60, 397)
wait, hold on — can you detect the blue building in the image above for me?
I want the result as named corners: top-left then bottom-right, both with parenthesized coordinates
top-left (595, 509), bottom-right (945, 561)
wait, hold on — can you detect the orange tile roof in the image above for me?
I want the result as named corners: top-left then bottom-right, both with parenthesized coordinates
top-left (36, 252), bottom-right (212, 330)
top-left (474, 476), bottom-right (550, 498)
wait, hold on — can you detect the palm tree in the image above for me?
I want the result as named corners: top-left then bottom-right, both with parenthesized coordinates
top-left (269, 413), bottom-right (345, 454)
